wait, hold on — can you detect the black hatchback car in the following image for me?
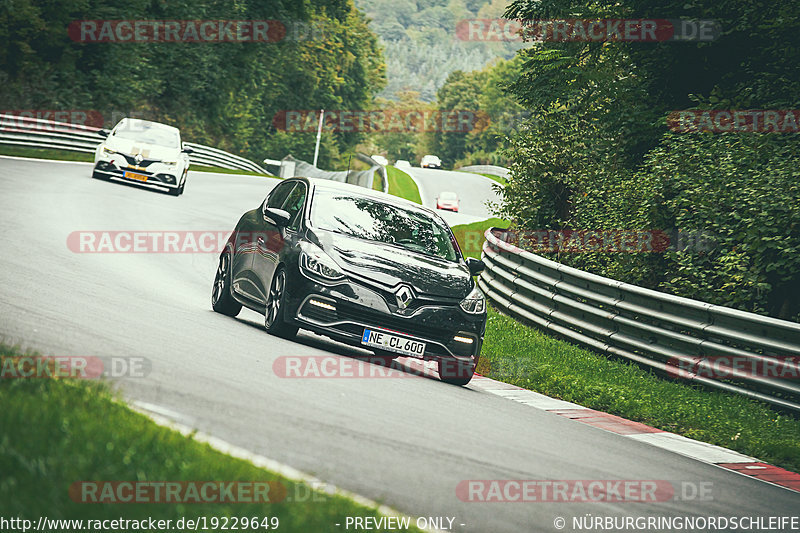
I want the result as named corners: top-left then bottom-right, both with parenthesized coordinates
top-left (212, 177), bottom-right (487, 385)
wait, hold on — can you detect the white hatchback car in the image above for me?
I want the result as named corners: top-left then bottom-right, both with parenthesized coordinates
top-left (93, 118), bottom-right (191, 196)
top-left (370, 154), bottom-right (388, 166)
top-left (421, 155), bottom-right (442, 169)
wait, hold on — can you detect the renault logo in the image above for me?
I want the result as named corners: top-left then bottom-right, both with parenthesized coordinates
top-left (395, 285), bottom-right (414, 310)
top-left (134, 153), bottom-right (144, 165)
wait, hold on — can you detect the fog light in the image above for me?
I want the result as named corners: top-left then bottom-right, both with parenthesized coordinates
top-left (453, 335), bottom-right (474, 344)
top-left (309, 299), bottom-right (336, 311)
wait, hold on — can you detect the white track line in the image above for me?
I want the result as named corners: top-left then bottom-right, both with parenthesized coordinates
top-left (130, 401), bottom-right (446, 533)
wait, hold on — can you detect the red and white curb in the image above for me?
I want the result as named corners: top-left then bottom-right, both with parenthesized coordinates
top-left (467, 375), bottom-right (800, 494)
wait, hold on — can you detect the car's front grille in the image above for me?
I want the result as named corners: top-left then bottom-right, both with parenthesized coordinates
top-left (333, 323), bottom-right (453, 357)
top-left (120, 154), bottom-right (161, 167)
top-left (298, 298), bottom-right (478, 358)
top-left (335, 301), bottom-right (454, 342)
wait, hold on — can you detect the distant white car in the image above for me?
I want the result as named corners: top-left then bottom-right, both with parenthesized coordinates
top-left (421, 155), bottom-right (442, 169)
top-left (371, 154), bottom-right (388, 166)
top-left (394, 160), bottom-right (412, 169)
top-left (436, 191), bottom-right (459, 212)
top-left (93, 118), bottom-right (191, 196)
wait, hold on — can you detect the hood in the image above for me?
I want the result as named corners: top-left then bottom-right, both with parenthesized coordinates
top-left (104, 136), bottom-right (181, 162)
top-left (317, 230), bottom-right (472, 299)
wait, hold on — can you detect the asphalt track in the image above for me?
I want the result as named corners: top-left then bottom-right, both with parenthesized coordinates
top-left (1, 156), bottom-right (798, 532)
top-left (403, 166), bottom-right (502, 226)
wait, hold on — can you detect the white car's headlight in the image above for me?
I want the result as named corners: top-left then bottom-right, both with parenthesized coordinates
top-left (459, 285), bottom-right (486, 314)
top-left (300, 243), bottom-right (345, 282)
top-left (102, 146), bottom-right (118, 155)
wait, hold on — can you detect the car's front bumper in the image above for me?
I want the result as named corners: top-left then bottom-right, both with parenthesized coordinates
top-left (286, 274), bottom-right (485, 366)
top-left (93, 160), bottom-right (183, 190)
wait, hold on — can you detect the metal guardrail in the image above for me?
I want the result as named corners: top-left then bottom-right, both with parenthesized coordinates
top-left (457, 165), bottom-right (510, 180)
top-left (478, 227), bottom-right (800, 412)
top-left (284, 155), bottom-right (377, 190)
top-left (355, 153), bottom-right (387, 193)
top-left (0, 114), bottom-right (270, 174)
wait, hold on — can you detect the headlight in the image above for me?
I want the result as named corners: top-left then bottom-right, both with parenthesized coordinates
top-left (102, 146), bottom-right (117, 155)
top-left (459, 285), bottom-right (486, 314)
top-left (300, 243), bottom-right (345, 282)
top-left (162, 160), bottom-right (177, 166)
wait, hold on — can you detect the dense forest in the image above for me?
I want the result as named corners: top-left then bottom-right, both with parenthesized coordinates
top-left (353, 0), bottom-right (519, 101)
top-left (0, 0), bottom-right (385, 168)
top-left (491, 0), bottom-right (800, 320)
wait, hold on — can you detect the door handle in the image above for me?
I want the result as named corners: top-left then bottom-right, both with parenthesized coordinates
top-left (257, 236), bottom-right (266, 248)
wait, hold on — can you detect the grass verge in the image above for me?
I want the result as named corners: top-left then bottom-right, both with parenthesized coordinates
top-left (0, 145), bottom-right (93, 162)
top-left (0, 346), bottom-right (421, 531)
top-left (447, 221), bottom-right (800, 472)
top-left (480, 299), bottom-right (800, 472)
top-left (0, 145), bottom-right (271, 176)
top-left (191, 164), bottom-right (272, 177)
top-left (372, 169), bottom-right (386, 192)
top-left (386, 166), bottom-right (421, 204)
top-left (451, 218), bottom-right (510, 260)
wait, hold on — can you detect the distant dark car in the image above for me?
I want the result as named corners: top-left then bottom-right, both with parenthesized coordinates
top-left (212, 177), bottom-right (487, 385)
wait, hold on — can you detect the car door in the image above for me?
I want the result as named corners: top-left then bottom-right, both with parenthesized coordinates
top-left (231, 181), bottom-right (295, 304)
top-left (252, 181), bottom-right (307, 303)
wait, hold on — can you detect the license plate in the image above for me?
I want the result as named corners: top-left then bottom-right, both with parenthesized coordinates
top-left (361, 328), bottom-right (426, 357)
top-left (124, 171), bottom-right (148, 181)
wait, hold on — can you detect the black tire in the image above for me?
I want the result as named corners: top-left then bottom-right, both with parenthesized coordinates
top-left (91, 170), bottom-right (107, 180)
top-left (212, 251), bottom-right (242, 317)
top-left (264, 268), bottom-right (298, 338)
top-left (437, 358), bottom-right (475, 386)
top-left (167, 184), bottom-right (183, 196)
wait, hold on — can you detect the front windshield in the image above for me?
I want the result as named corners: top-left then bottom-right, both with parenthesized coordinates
top-left (311, 189), bottom-right (459, 262)
top-left (113, 123), bottom-right (180, 148)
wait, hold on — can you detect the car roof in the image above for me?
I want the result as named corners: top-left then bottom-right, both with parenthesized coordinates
top-left (116, 118), bottom-right (179, 133)
top-left (293, 176), bottom-right (444, 219)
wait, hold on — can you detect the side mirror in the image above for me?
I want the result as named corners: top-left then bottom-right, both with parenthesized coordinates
top-left (97, 129), bottom-right (110, 138)
top-left (182, 146), bottom-right (194, 154)
top-left (466, 257), bottom-right (485, 276)
top-left (263, 205), bottom-right (291, 227)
